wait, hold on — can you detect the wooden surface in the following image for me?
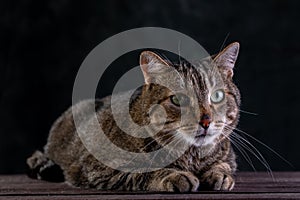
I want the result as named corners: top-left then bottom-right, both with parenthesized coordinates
top-left (0, 172), bottom-right (300, 199)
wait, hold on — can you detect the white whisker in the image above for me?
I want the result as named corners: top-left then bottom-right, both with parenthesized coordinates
top-left (239, 109), bottom-right (259, 116)
top-left (222, 124), bottom-right (277, 180)
top-left (230, 132), bottom-right (274, 180)
top-left (221, 132), bottom-right (256, 171)
top-left (146, 132), bottom-right (183, 172)
top-left (228, 125), bottom-right (293, 168)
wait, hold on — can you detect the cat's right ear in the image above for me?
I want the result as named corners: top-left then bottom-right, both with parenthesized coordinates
top-left (139, 51), bottom-right (171, 84)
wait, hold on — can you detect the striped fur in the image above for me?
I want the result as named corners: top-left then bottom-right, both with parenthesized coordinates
top-left (27, 43), bottom-right (241, 192)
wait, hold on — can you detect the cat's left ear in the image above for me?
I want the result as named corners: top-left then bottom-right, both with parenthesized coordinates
top-left (140, 51), bottom-right (171, 84)
top-left (213, 42), bottom-right (240, 78)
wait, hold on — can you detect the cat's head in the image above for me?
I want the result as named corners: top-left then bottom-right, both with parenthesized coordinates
top-left (138, 42), bottom-right (240, 148)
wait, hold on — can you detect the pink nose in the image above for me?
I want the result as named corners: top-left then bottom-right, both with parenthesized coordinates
top-left (200, 114), bottom-right (211, 130)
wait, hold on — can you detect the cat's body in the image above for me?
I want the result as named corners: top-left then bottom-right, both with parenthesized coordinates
top-left (27, 42), bottom-right (241, 192)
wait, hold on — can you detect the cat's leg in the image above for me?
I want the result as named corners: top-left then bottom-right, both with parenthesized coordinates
top-left (27, 150), bottom-right (65, 182)
top-left (200, 162), bottom-right (235, 191)
top-left (147, 168), bottom-right (199, 192)
top-left (81, 168), bottom-right (198, 192)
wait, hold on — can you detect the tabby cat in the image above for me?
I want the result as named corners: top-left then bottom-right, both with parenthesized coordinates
top-left (27, 42), bottom-right (240, 192)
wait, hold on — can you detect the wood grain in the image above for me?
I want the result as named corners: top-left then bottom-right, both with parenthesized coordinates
top-left (0, 172), bottom-right (300, 199)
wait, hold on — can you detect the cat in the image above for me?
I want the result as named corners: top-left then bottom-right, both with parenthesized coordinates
top-left (27, 42), bottom-right (241, 192)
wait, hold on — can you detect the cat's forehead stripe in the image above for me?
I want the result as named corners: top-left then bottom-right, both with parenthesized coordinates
top-left (197, 62), bottom-right (216, 89)
top-left (179, 62), bottom-right (209, 100)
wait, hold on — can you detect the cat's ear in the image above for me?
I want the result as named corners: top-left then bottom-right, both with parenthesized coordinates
top-left (140, 51), bottom-right (171, 84)
top-left (213, 42), bottom-right (240, 78)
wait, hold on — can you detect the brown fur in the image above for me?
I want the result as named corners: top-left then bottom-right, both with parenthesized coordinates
top-left (27, 42), bottom-right (241, 192)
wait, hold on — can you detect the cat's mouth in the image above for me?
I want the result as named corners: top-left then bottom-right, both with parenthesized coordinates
top-left (193, 127), bottom-right (217, 146)
top-left (193, 129), bottom-right (208, 146)
top-left (195, 128), bottom-right (208, 138)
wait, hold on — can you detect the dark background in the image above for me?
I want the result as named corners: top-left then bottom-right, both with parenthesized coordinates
top-left (1, 0), bottom-right (299, 174)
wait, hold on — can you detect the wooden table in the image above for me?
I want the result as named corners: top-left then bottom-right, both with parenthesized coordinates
top-left (0, 172), bottom-right (299, 199)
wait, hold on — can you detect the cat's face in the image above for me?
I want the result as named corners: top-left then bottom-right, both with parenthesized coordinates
top-left (139, 43), bottom-right (240, 149)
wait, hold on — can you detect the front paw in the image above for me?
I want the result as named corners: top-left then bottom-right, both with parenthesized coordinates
top-left (150, 171), bottom-right (199, 192)
top-left (163, 171), bottom-right (199, 192)
top-left (202, 171), bottom-right (235, 191)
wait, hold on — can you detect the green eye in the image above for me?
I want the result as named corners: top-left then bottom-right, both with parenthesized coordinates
top-left (170, 94), bottom-right (190, 107)
top-left (211, 89), bottom-right (225, 103)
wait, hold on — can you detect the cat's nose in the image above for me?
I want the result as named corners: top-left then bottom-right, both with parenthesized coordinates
top-left (199, 114), bottom-right (211, 130)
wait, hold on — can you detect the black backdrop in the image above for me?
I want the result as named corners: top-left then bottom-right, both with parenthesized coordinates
top-left (1, 0), bottom-right (300, 174)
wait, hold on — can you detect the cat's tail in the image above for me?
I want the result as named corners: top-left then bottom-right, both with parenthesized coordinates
top-left (26, 150), bottom-right (65, 182)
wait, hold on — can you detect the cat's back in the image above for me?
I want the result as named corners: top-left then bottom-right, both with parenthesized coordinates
top-left (44, 91), bottom-right (141, 169)
top-left (44, 97), bottom-right (111, 168)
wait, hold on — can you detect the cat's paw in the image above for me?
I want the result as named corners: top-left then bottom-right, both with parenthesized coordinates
top-left (27, 151), bottom-right (47, 170)
top-left (159, 171), bottom-right (199, 192)
top-left (202, 171), bottom-right (235, 191)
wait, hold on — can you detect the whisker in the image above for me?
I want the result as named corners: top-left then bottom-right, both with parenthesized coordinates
top-left (178, 40), bottom-right (182, 65)
top-left (232, 139), bottom-right (257, 171)
top-left (165, 135), bottom-right (185, 161)
top-left (146, 133), bottom-right (182, 172)
top-left (142, 134), bottom-right (168, 150)
top-left (227, 124), bottom-right (293, 168)
top-left (229, 135), bottom-right (262, 172)
top-left (210, 34), bottom-right (231, 79)
top-left (230, 132), bottom-right (274, 180)
top-left (223, 125), bottom-right (274, 179)
top-left (120, 132), bottom-right (177, 170)
top-left (221, 132), bottom-right (256, 171)
top-left (219, 32), bottom-right (230, 54)
top-left (146, 136), bottom-right (176, 171)
top-left (239, 109), bottom-right (259, 116)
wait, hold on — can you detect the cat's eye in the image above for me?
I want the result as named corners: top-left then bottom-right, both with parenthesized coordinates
top-left (210, 89), bottom-right (225, 104)
top-left (170, 94), bottom-right (190, 107)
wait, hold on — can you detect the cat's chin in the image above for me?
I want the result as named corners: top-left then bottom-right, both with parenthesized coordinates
top-left (192, 133), bottom-right (218, 147)
top-left (193, 135), bottom-right (207, 146)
